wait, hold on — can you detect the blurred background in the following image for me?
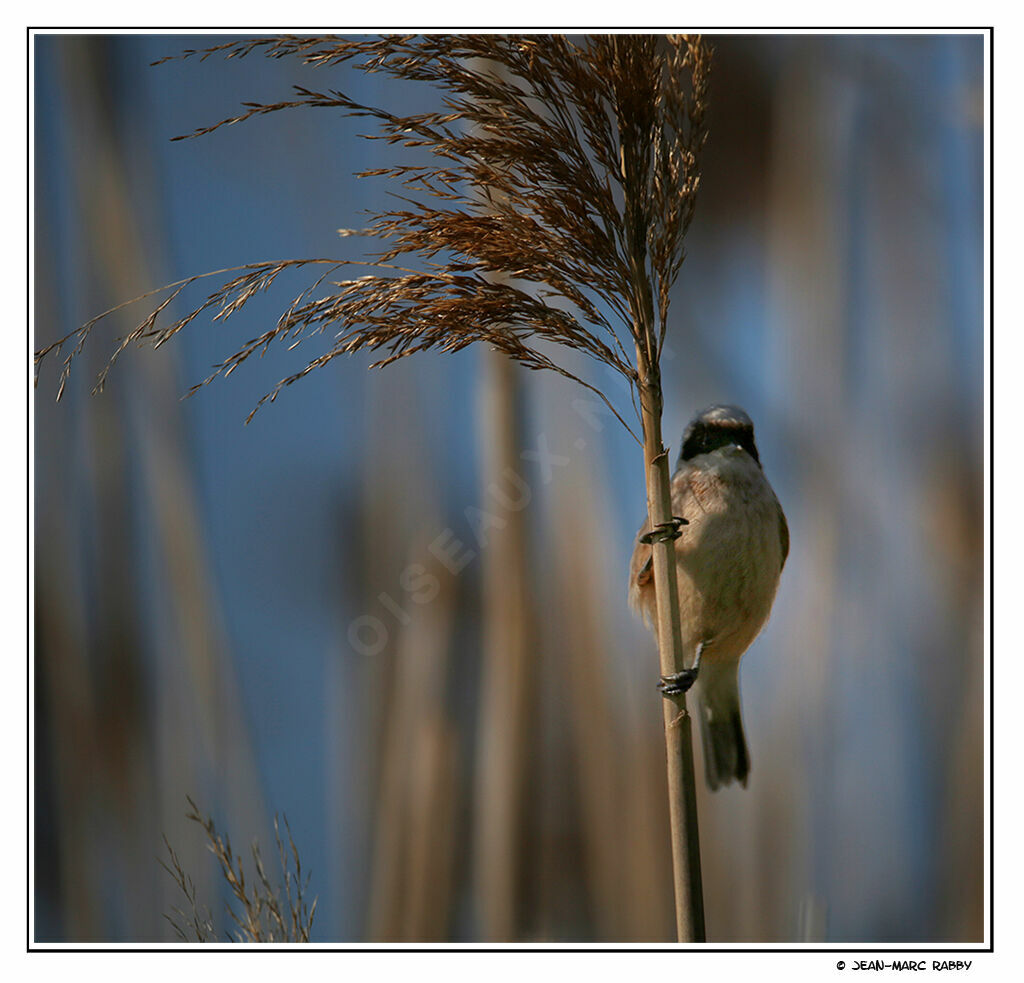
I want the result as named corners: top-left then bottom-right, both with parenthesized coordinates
top-left (32, 32), bottom-right (985, 943)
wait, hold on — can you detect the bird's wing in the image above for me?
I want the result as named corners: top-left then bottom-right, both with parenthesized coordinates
top-left (670, 464), bottom-right (701, 520)
top-left (631, 467), bottom-right (698, 591)
top-left (630, 524), bottom-right (654, 588)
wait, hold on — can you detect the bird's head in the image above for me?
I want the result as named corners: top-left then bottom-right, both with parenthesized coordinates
top-left (678, 404), bottom-right (761, 468)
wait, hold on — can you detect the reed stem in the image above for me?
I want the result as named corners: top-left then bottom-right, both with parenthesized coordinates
top-left (637, 366), bottom-right (706, 943)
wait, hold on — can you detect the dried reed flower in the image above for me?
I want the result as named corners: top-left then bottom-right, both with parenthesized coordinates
top-left (44, 33), bottom-right (713, 941)
top-left (160, 796), bottom-right (318, 943)
top-left (35, 35), bottom-right (710, 440)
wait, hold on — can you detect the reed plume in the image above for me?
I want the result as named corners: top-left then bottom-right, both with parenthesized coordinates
top-left (160, 797), bottom-right (317, 943)
top-left (35, 33), bottom-right (712, 940)
top-left (35, 36), bottom-right (707, 432)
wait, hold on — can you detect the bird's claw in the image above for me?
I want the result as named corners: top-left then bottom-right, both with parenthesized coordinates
top-left (656, 640), bottom-right (710, 697)
top-left (658, 668), bottom-right (699, 696)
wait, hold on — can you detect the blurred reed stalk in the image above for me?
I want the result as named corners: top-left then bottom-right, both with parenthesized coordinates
top-left (35, 34), bottom-right (712, 941)
top-left (356, 365), bottom-right (462, 942)
top-left (366, 546), bottom-right (459, 941)
top-left (473, 349), bottom-right (533, 940)
top-left (468, 59), bottom-right (533, 936)
top-left (550, 440), bottom-right (671, 941)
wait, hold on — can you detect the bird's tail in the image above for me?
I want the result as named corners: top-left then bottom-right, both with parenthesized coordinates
top-left (695, 662), bottom-right (749, 791)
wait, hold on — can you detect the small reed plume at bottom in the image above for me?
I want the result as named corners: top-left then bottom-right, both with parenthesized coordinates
top-left (160, 796), bottom-right (317, 943)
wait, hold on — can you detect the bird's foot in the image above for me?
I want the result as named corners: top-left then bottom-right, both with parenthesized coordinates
top-left (638, 515), bottom-right (688, 545)
top-left (656, 639), bottom-right (711, 698)
top-left (658, 668), bottom-right (699, 696)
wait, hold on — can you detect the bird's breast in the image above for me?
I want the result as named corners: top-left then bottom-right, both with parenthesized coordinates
top-left (670, 451), bottom-right (784, 661)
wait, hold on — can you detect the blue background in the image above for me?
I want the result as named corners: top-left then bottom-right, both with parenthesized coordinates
top-left (33, 33), bottom-right (985, 943)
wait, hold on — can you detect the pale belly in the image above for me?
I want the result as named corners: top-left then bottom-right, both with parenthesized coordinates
top-left (669, 451), bottom-right (784, 664)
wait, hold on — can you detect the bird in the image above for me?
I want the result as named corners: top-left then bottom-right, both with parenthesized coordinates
top-left (629, 404), bottom-right (788, 790)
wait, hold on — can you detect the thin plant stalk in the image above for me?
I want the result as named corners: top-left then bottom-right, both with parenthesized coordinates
top-left (636, 369), bottom-right (705, 941)
top-left (616, 30), bottom-right (708, 937)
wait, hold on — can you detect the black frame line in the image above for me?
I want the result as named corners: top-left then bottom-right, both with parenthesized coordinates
top-left (25, 23), bottom-right (995, 956)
